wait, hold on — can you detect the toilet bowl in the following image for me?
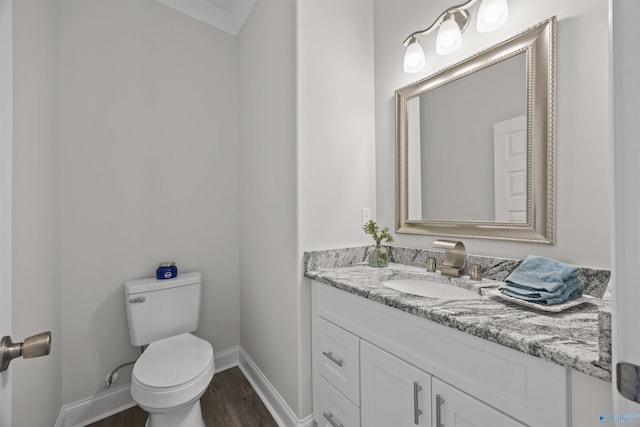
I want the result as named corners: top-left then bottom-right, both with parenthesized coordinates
top-left (131, 333), bottom-right (215, 427)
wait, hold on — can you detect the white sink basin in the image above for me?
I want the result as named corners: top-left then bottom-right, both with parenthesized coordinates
top-left (381, 279), bottom-right (480, 300)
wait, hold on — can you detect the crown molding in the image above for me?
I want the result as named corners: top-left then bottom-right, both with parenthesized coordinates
top-left (156, 0), bottom-right (256, 36)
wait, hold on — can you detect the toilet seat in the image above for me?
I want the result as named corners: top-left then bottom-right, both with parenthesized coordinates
top-left (131, 333), bottom-right (215, 410)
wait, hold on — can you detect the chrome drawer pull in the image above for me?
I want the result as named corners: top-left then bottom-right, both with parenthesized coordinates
top-left (322, 351), bottom-right (344, 367)
top-left (323, 412), bottom-right (344, 427)
top-left (413, 381), bottom-right (423, 425)
top-left (436, 393), bottom-right (446, 427)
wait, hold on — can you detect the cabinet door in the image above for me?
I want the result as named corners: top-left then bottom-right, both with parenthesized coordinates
top-left (432, 378), bottom-right (526, 427)
top-left (361, 341), bottom-right (431, 427)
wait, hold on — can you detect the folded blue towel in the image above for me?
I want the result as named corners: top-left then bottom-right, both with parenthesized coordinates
top-left (500, 255), bottom-right (583, 305)
top-left (505, 255), bottom-right (581, 293)
top-left (544, 279), bottom-right (583, 305)
top-left (500, 276), bottom-right (584, 305)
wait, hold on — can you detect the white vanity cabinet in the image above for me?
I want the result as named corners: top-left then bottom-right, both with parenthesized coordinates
top-left (360, 341), bottom-right (431, 426)
top-left (311, 280), bottom-right (570, 427)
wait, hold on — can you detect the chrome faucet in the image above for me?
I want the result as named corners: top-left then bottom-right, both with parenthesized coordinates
top-left (433, 239), bottom-right (466, 277)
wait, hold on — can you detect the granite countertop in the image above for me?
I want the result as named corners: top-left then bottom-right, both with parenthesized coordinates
top-left (306, 261), bottom-right (611, 381)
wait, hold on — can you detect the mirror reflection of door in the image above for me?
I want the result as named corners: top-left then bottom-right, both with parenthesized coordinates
top-left (493, 116), bottom-right (527, 222)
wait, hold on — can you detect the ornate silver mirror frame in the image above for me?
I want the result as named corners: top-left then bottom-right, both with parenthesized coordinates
top-left (395, 17), bottom-right (556, 244)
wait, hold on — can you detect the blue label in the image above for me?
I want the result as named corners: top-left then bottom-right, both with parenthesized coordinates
top-left (156, 265), bottom-right (178, 280)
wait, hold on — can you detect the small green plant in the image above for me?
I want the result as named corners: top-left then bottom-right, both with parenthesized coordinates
top-left (363, 220), bottom-right (394, 245)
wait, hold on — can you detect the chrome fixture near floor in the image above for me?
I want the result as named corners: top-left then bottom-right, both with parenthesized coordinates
top-left (105, 359), bottom-right (137, 388)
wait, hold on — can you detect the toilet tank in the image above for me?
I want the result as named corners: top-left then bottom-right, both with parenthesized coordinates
top-left (125, 272), bottom-right (202, 347)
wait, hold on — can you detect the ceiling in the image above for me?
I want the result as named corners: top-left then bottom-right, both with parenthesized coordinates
top-left (155, 0), bottom-right (256, 36)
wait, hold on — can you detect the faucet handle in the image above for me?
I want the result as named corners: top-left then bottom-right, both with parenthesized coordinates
top-left (469, 263), bottom-right (482, 281)
top-left (426, 257), bottom-right (437, 272)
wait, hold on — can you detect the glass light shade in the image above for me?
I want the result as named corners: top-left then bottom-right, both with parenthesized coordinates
top-left (403, 39), bottom-right (425, 73)
top-left (436, 17), bottom-right (462, 55)
top-left (477, 0), bottom-right (509, 33)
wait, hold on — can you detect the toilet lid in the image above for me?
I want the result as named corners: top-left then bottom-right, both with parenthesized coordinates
top-left (133, 333), bottom-right (214, 389)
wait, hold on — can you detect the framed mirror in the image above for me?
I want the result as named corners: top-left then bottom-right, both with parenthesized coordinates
top-left (395, 17), bottom-right (556, 244)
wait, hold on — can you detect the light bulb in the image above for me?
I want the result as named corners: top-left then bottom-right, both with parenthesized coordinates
top-left (436, 16), bottom-right (462, 55)
top-left (477, 0), bottom-right (509, 33)
top-left (403, 38), bottom-right (425, 73)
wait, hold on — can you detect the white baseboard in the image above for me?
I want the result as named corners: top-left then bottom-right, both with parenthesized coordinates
top-left (57, 346), bottom-right (241, 427)
top-left (59, 383), bottom-right (137, 427)
top-left (238, 348), bottom-right (314, 427)
top-left (53, 404), bottom-right (67, 427)
top-left (212, 344), bottom-right (240, 373)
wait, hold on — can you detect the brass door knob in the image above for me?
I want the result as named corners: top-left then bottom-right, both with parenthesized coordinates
top-left (0, 331), bottom-right (51, 372)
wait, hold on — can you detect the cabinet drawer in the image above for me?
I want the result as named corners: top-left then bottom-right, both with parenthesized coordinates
top-left (314, 375), bottom-right (360, 427)
top-left (314, 317), bottom-right (360, 405)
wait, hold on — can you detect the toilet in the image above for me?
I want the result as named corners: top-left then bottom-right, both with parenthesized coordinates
top-left (125, 272), bottom-right (215, 427)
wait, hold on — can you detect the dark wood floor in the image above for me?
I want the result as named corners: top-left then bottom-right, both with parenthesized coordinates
top-left (87, 367), bottom-right (279, 427)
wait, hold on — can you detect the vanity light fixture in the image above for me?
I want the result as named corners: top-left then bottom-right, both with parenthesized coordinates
top-left (403, 35), bottom-right (426, 73)
top-left (402, 0), bottom-right (509, 74)
top-left (435, 14), bottom-right (463, 55)
top-left (477, 0), bottom-right (509, 32)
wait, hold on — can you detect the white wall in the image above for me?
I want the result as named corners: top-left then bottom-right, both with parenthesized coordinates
top-left (297, 0), bottom-right (376, 251)
top-left (11, 0), bottom-right (63, 425)
top-left (238, 0), bottom-right (376, 419)
top-left (374, 0), bottom-right (611, 268)
top-left (237, 0), bottom-right (300, 417)
top-left (59, 0), bottom-right (240, 404)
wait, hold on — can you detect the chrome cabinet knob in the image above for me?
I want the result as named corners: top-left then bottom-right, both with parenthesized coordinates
top-left (0, 331), bottom-right (51, 372)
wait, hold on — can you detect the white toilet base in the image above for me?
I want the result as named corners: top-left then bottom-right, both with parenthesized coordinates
top-left (144, 399), bottom-right (205, 427)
